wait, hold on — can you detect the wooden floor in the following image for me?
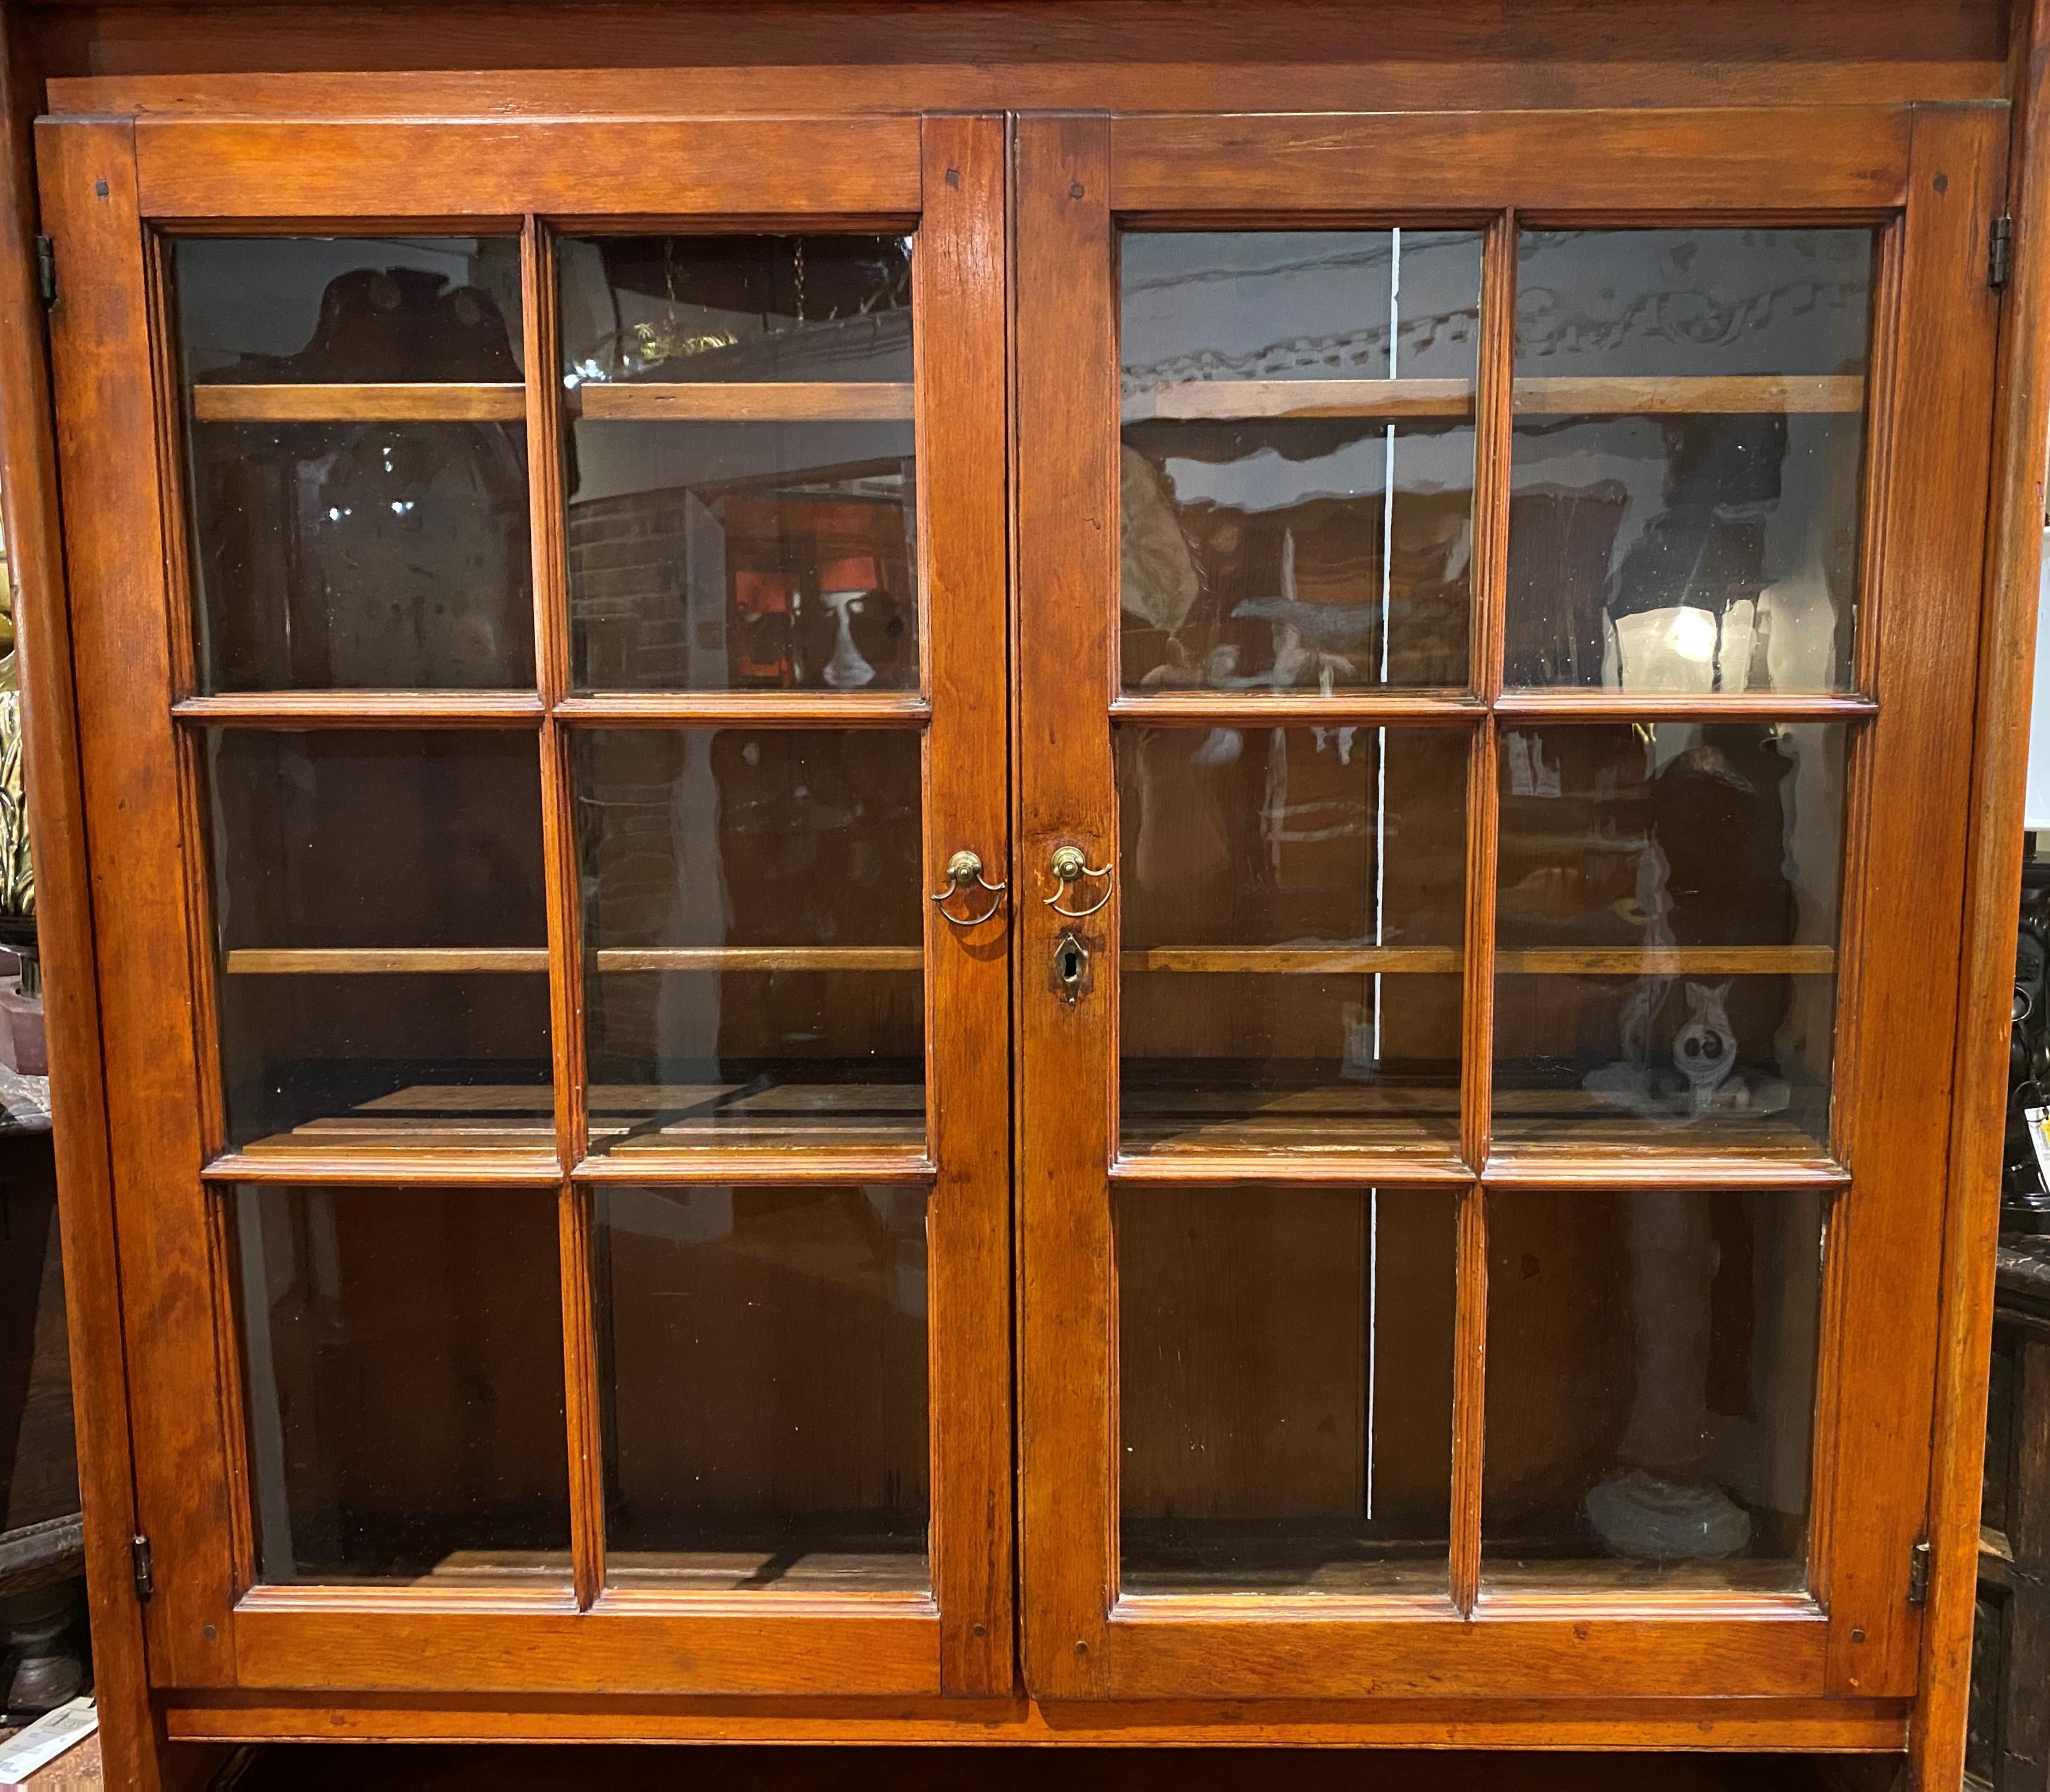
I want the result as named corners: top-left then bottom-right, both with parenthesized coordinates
top-left (221, 1744), bottom-right (1875, 1788)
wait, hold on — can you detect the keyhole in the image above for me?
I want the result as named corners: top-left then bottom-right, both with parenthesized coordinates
top-left (1055, 933), bottom-right (1088, 1003)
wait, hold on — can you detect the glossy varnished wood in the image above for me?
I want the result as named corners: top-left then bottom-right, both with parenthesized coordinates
top-left (130, 115), bottom-right (923, 219)
top-left (1820, 105), bottom-right (2005, 1702)
top-left (172, 691), bottom-right (544, 725)
top-left (914, 110), bottom-right (1016, 1698)
top-left (11, 6), bottom-right (2034, 1767)
top-left (230, 1599), bottom-right (943, 1696)
top-left (551, 691), bottom-right (928, 726)
top-left (0, 23), bottom-right (195, 1788)
top-left (1915, 5), bottom-right (2050, 1783)
top-left (188, 381), bottom-right (524, 421)
top-left (575, 381), bottom-right (914, 422)
top-left (1014, 112), bottom-right (1117, 1702)
top-left (154, 1689), bottom-right (1912, 1751)
top-left (1109, 108), bottom-right (1914, 214)
top-left (36, 115), bottom-right (237, 1687)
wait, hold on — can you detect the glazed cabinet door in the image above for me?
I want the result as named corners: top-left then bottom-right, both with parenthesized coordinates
top-left (36, 112), bottom-right (1012, 1697)
top-left (1015, 106), bottom-right (2002, 1701)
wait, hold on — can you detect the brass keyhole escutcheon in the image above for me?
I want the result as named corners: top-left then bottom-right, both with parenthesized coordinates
top-left (1053, 928), bottom-right (1090, 1005)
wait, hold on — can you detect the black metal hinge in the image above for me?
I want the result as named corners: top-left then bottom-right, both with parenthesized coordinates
top-left (131, 1532), bottom-right (154, 1604)
top-left (1909, 1537), bottom-right (1931, 1607)
top-left (1990, 215), bottom-right (2014, 292)
top-left (33, 234), bottom-right (53, 308)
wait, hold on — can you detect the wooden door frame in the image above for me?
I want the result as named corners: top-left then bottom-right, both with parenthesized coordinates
top-left (32, 106), bottom-right (1014, 1701)
top-left (1014, 102), bottom-right (2002, 1704)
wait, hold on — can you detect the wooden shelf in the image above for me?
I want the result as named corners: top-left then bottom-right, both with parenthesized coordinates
top-left (553, 691), bottom-right (929, 727)
top-left (1128, 946), bottom-right (1460, 975)
top-left (1120, 373), bottom-right (1863, 425)
top-left (1513, 374), bottom-right (1865, 416)
top-left (603, 1547), bottom-right (930, 1595)
top-left (1111, 690), bottom-right (1482, 726)
top-left (1125, 945), bottom-right (1832, 976)
top-left (1496, 945), bottom-right (1835, 976)
top-left (587, 1078), bottom-right (925, 1155)
top-left (1123, 377), bottom-right (1472, 423)
top-left (226, 947), bottom-right (548, 975)
top-left (221, 944), bottom-right (1833, 977)
top-left (233, 1077), bottom-right (931, 1161)
top-left (173, 691), bottom-right (544, 727)
top-left (224, 946), bottom-right (922, 975)
top-left (1494, 689), bottom-right (1877, 723)
top-left (190, 381), bottom-right (526, 423)
top-left (574, 380), bottom-right (914, 422)
top-left (175, 691), bottom-right (930, 729)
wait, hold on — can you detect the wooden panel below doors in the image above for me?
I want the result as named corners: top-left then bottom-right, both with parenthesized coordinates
top-left (158, 1689), bottom-right (1912, 1751)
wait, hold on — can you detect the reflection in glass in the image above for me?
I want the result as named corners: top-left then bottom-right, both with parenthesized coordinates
top-left (175, 237), bottom-right (533, 691)
top-left (205, 731), bottom-right (551, 1155)
top-left (573, 729), bottom-right (924, 1152)
top-left (1120, 231), bottom-right (1483, 693)
top-left (1492, 723), bottom-right (1844, 1153)
top-left (558, 235), bottom-right (917, 691)
top-left (234, 1185), bottom-right (568, 1585)
top-left (1508, 229), bottom-right (1875, 692)
top-left (1119, 725), bottom-right (1465, 1155)
top-left (1120, 1187), bottom-right (1455, 1594)
top-left (1483, 1187), bottom-right (1824, 1593)
top-left (597, 1185), bottom-right (928, 1590)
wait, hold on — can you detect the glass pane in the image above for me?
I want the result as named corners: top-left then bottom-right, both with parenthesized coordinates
top-left (1120, 724), bottom-right (1465, 1158)
top-left (175, 236), bottom-right (533, 692)
top-left (1120, 230), bottom-right (1483, 694)
top-left (558, 235), bottom-right (916, 692)
top-left (233, 1185), bottom-right (568, 1586)
top-left (1492, 722), bottom-right (1845, 1156)
top-left (1483, 1186), bottom-right (1824, 1593)
top-left (574, 728), bottom-right (924, 1153)
top-left (1508, 228), bottom-right (1875, 692)
top-left (1120, 1186), bottom-right (1455, 1594)
top-left (596, 1185), bottom-right (928, 1590)
top-left (206, 730), bottom-right (551, 1156)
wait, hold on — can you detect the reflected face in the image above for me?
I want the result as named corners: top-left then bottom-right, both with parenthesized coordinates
top-left (796, 585), bottom-right (909, 691)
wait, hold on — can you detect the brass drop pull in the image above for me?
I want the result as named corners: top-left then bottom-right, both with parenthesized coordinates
top-left (1044, 844), bottom-right (1114, 918)
top-left (930, 848), bottom-right (1007, 927)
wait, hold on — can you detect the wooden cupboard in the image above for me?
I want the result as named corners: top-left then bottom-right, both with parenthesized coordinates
top-left (4, 4), bottom-right (2049, 1786)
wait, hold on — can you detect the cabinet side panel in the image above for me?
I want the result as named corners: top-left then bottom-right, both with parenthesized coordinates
top-left (10, 103), bottom-right (188, 1792)
top-left (1916, 16), bottom-right (2050, 1785)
